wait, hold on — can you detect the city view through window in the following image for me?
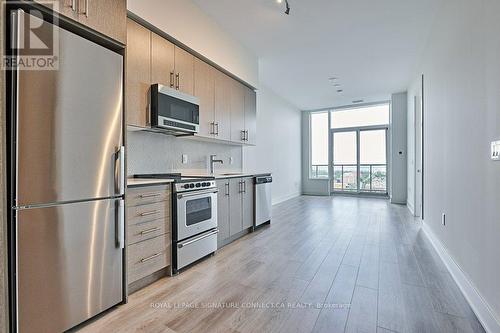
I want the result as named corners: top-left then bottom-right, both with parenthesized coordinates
top-left (311, 104), bottom-right (390, 194)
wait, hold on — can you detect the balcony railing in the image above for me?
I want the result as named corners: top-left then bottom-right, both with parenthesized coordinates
top-left (333, 164), bottom-right (387, 192)
top-left (310, 164), bottom-right (329, 179)
top-left (311, 164), bottom-right (387, 193)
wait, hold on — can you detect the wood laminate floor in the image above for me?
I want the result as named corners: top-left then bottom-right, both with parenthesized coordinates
top-left (79, 196), bottom-right (485, 333)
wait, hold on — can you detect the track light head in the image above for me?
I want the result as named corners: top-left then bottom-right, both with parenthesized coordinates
top-left (284, 0), bottom-right (290, 15)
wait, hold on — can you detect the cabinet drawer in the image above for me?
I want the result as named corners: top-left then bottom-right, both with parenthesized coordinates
top-left (127, 234), bottom-right (170, 284)
top-left (126, 185), bottom-right (171, 207)
top-left (127, 217), bottom-right (169, 245)
top-left (127, 201), bottom-right (170, 225)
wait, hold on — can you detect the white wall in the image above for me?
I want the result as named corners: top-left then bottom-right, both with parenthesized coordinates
top-left (413, 0), bottom-right (500, 328)
top-left (243, 85), bottom-right (302, 204)
top-left (127, 0), bottom-right (259, 87)
top-left (390, 92), bottom-right (408, 204)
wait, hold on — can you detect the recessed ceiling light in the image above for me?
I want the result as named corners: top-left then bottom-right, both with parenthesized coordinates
top-left (337, 89), bottom-right (343, 93)
top-left (276, 0), bottom-right (282, 3)
top-left (328, 77), bottom-right (338, 82)
top-left (333, 83), bottom-right (341, 87)
top-left (352, 99), bottom-right (364, 104)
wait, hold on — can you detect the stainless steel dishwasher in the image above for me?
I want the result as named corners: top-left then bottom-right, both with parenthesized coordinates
top-left (254, 175), bottom-right (272, 228)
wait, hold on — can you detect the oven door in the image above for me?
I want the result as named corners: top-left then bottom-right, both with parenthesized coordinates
top-left (176, 189), bottom-right (218, 241)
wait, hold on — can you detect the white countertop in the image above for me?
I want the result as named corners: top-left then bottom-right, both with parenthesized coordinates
top-left (127, 178), bottom-right (175, 187)
top-left (183, 172), bottom-right (271, 179)
top-left (126, 172), bottom-right (271, 187)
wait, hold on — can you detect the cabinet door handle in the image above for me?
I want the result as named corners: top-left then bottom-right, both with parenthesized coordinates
top-left (170, 72), bottom-right (175, 88)
top-left (70, 0), bottom-right (77, 11)
top-left (215, 123), bottom-right (219, 136)
top-left (139, 210), bottom-right (160, 217)
top-left (140, 227), bottom-right (160, 235)
top-left (175, 73), bottom-right (180, 90)
top-left (243, 180), bottom-right (247, 193)
top-left (140, 252), bottom-right (162, 263)
top-left (209, 122), bottom-right (214, 135)
top-left (80, 0), bottom-right (88, 17)
top-left (225, 182), bottom-right (230, 196)
top-left (139, 192), bottom-right (161, 198)
top-left (240, 130), bottom-right (245, 141)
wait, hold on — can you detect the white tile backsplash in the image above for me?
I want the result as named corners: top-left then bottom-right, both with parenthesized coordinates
top-left (127, 130), bottom-right (243, 175)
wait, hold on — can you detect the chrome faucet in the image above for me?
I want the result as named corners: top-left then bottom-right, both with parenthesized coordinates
top-left (209, 155), bottom-right (224, 174)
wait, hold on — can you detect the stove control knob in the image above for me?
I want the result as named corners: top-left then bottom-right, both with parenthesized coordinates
top-left (195, 183), bottom-right (201, 188)
top-left (189, 183), bottom-right (195, 188)
top-left (183, 184), bottom-right (190, 189)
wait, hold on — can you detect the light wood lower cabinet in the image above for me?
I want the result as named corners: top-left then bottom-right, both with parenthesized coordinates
top-left (217, 177), bottom-right (254, 247)
top-left (242, 178), bottom-right (254, 229)
top-left (229, 178), bottom-right (243, 237)
top-left (126, 184), bottom-right (172, 288)
top-left (217, 180), bottom-right (230, 244)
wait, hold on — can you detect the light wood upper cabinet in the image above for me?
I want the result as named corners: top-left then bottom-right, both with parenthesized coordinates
top-left (126, 19), bottom-right (151, 128)
top-left (194, 58), bottom-right (215, 138)
top-left (36, 0), bottom-right (126, 44)
top-left (151, 33), bottom-right (175, 88)
top-left (174, 47), bottom-right (194, 95)
top-left (214, 71), bottom-right (232, 141)
top-left (244, 87), bottom-right (257, 145)
top-left (81, 0), bottom-right (127, 44)
top-left (230, 79), bottom-right (245, 142)
top-left (36, 0), bottom-right (79, 20)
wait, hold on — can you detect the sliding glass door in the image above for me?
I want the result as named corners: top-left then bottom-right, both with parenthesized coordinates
top-left (332, 127), bottom-right (388, 194)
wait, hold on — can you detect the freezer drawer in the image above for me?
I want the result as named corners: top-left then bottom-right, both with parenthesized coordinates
top-left (176, 229), bottom-right (218, 270)
top-left (16, 199), bottom-right (124, 333)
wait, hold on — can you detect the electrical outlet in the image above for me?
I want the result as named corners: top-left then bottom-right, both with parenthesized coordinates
top-left (442, 213), bottom-right (446, 226)
top-left (182, 154), bottom-right (188, 164)
top-left (229, 157), bottom-right (234, 165)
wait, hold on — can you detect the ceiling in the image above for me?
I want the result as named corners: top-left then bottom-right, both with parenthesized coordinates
top-left (192, 0), bottom-right (441, 110)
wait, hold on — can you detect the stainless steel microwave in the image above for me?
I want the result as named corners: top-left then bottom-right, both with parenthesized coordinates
top-left (150, 84), bottom-right (200, 135)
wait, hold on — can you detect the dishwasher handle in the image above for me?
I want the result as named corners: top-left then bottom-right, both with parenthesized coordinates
top-left (255, 176), bottom-right (272, 184)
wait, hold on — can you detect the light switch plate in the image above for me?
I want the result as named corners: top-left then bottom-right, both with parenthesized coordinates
top-left (491, 141), bottom-right (500, 161)
top-left (182, 154), bottom-right (188, 164)
top-left (229, 157), bottom-right (234, 165)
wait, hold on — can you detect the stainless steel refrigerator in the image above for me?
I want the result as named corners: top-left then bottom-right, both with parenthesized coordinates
top-left (10, 9), bottom-right (125, 333)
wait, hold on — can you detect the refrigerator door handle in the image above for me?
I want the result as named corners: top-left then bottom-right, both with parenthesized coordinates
top-left (117, 199), bottom-right (125, 249)
top-left (115, 146), bottom-right (125, 195)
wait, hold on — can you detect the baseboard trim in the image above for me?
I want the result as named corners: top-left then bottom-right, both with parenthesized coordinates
top-left (407, 201), bottom-right (415, 215)
top-left (422, 223), bottom-right (500, 333)
top-left (272, 192), bottom-right (301, 205)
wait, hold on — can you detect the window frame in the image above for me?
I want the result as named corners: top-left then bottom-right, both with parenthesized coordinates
top-left (308, 111), bottom-right (330, 180)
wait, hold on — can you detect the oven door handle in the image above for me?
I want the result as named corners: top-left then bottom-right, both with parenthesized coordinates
top-left (177, 229), bottom-right (219, 248)
top-left (177, 189), bottom-right (218, 199)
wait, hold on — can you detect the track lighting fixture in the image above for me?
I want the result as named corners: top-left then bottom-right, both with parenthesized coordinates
top-left (277, 0), bottom-right (290, 15)
top-left (284, 0), bottom-right (290, 15)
